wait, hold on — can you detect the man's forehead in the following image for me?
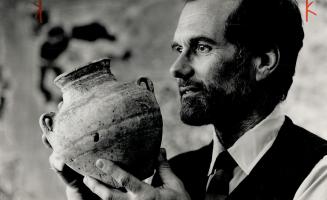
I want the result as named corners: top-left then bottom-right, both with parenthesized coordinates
top-left (174, 0), bottom-right (240, 43)
top-left (178, 0), bottom-right (240, 28)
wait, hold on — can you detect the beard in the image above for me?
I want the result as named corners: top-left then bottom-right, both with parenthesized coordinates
top-left (179, 82), bottom-right (241, 126)
top-left (180, 89), bottom-right (211, 126)
top-left (179, 50), bottom-right (254, 126)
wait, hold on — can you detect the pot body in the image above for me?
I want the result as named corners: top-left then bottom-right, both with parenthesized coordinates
top-left (40, 59), bottom-right (162, 182)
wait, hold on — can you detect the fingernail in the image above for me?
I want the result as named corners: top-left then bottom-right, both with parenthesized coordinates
top-left (96, 159), bottom-right (104, 169)
top-left (83, 176), bottom-right (89, 184)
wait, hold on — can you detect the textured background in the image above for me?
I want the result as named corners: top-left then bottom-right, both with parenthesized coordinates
top-left (0, 0), bottom-right (326, 199)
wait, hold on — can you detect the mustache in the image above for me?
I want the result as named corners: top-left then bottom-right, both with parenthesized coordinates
top-left (177, 79), bottom-right (205, 89)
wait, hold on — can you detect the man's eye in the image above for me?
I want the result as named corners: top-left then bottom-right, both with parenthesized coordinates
top-left (195, 44), bottom-right (212, 53)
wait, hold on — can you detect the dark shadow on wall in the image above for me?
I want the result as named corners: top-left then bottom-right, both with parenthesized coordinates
top-left (71, 22), bottom-right (116, 41)
top-left (37, 14), bottom-right (133, 103)
top-left (39, 26), bottom-right (68, 102)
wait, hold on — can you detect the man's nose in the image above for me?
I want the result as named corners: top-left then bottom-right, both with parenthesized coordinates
top-left (169, 54), bottom-right (194, 79)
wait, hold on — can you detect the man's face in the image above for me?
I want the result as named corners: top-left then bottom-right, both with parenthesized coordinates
top-left (170, 0), bottom-right (254, 126)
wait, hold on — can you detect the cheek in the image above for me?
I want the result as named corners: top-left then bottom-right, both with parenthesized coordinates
top-left (205, 57), bottom-right (227, 87)
top-left (205, 60), bottom-right (238, 95)
top-left (193, 55), bottom-right (223, 84)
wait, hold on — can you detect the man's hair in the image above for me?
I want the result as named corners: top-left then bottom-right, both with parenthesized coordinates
top-left (224, 0), bottom-right (304, 107)
top-left (184, 0), bottom-right (304, 108)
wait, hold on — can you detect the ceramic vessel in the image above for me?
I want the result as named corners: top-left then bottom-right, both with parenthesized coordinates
top-left (39, 58), bottom-right (162, 182)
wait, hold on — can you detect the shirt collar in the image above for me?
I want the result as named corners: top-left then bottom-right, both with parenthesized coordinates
top-left (208, 106), bottom-right (285, 176)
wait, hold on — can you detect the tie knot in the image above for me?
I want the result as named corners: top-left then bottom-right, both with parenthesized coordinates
top-left (213, 151), bottom-right (237, 171)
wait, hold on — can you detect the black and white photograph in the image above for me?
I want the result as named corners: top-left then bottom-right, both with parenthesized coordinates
top-left (0, 0), bottom-right (326, 199)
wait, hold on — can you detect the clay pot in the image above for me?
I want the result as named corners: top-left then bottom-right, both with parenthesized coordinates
top-left (39, 58), bottom-right (162, 183)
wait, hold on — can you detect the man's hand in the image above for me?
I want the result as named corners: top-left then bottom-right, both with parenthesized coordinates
top-left (49, 152), bottom-right (101, 200)
top-left (83, 148), bottom-right (191, 200)
top-left (42, 128), bottom-right (100, 200)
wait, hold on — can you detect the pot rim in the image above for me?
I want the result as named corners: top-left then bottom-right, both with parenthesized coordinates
top-left (54, 58), bottom-right (112, 88)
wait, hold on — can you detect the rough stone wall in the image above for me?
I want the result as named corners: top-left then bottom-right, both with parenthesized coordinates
top-left (0, 0), bottom-right (326, 199)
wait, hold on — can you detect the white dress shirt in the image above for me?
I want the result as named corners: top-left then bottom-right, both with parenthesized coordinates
top-left (207, 107), bottom-right (327, 199)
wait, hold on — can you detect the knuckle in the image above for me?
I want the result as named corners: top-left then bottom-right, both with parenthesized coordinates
top-left (120, 175), bottom-right (131, 187)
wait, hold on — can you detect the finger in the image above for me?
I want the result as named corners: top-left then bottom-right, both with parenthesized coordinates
top-left (157, 148), bottom-right (181, 187)
top-left (96, 159), bottom-right (145, 193)
top-left (84, 176), bottom-right (127, 200)
top-left (66, 183), bottom-right (102, 200)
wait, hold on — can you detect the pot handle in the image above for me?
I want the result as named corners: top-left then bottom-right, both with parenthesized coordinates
top-left (136, 77), bottom-right (154, 93)
top-left (39, 112), bottom-right (55, 134)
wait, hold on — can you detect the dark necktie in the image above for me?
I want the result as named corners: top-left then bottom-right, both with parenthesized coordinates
top-left (205, 151), bottom-right (238, 200)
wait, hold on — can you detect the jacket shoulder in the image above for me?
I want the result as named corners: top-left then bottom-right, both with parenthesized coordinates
top-left (282, 116), bottom-right (327, 154)
top-left (152, 143), bottom-right (212, 190)
top-left (169, 143), bottom-right (212, 174)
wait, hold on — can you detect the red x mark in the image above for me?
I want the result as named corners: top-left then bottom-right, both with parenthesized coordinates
top-left (32, 0), bottom-right (43, 24)
top-left (306, 0), bottom-right (317, 22)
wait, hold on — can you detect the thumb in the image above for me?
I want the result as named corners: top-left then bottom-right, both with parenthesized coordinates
top-left (157, 148), bottom-right (180, 187)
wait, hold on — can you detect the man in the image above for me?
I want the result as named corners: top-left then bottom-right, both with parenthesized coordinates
top-left (44, 0), bottom-right (327, 199)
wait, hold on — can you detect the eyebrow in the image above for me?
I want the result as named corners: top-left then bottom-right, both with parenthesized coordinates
top-left (171, 36), bottom-right (218, 49)
top-left (190, 36), bottom-right (217, 45)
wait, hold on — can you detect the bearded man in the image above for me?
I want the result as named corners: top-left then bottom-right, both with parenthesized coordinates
top-left (44, 0), bottom-right (327, 199)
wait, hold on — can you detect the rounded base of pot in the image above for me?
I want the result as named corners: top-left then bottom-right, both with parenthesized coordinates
top-left (64, 150), bottom-right (156, 186)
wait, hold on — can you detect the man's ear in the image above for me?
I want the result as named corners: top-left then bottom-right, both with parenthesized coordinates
top-left (253, 46), bottom-right (280, 81)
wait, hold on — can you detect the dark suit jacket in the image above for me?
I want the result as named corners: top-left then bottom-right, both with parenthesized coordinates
top-left (153, 117), bottom-right (327, 200)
